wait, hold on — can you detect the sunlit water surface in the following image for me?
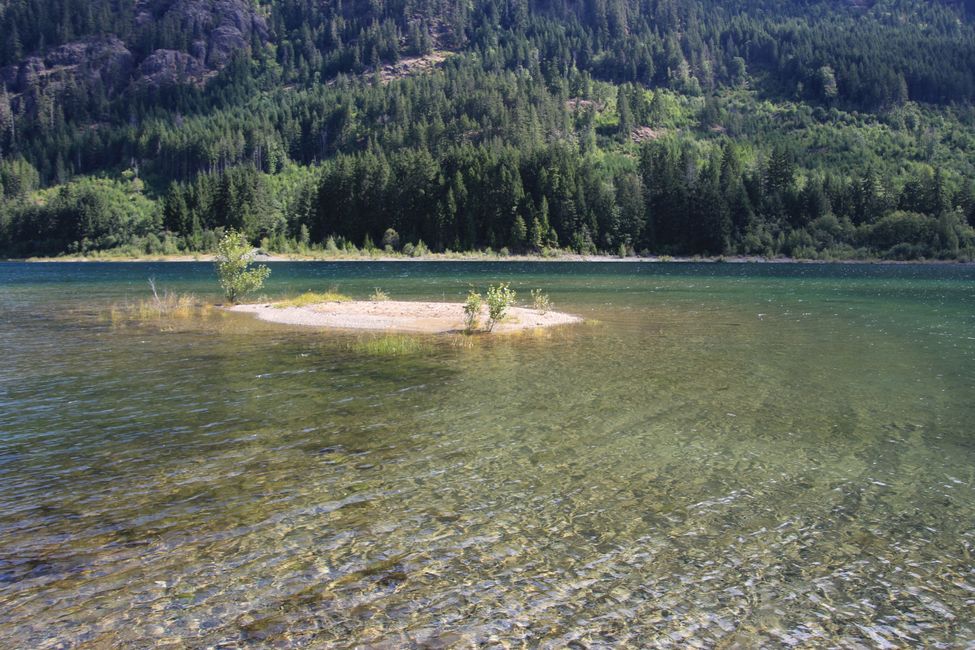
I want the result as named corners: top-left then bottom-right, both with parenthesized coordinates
top-left (1, 261), bottom-right (974, 647)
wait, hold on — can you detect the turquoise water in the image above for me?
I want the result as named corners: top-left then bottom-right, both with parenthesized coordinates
top-left (1, 261), bottom-right (974, 647)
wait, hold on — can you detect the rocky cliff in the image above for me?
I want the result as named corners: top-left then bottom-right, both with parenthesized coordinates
top-left (0, 0), bottom-right (268, 98)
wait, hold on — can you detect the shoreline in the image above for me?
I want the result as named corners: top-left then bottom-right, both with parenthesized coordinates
top-left (5, 253), bottom-right (973, 265)
top-left (229, 300), bottom-right (583, 334)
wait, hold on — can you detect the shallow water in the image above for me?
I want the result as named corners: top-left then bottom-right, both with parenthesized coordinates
top-left (1, 261), bottom-right (974, 647)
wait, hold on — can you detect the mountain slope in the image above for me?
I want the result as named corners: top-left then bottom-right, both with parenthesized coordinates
top-left (0, 0), bottom-right (974, 259)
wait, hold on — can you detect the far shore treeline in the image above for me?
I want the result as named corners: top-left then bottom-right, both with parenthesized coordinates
top-left (1, 0), bottom-right (975, 261)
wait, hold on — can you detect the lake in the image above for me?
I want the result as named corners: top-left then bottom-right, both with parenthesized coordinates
top-left (1, 261), bottom-right (974, 647)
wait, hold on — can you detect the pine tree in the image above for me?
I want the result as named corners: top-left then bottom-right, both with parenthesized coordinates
top-left (510, 213), bottom-right (527, 250)
top-left (616, 85), bottom-right (634, 142)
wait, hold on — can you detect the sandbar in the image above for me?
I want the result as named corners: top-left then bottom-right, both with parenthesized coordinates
top-left (228, 300), bottom-right (582, 334)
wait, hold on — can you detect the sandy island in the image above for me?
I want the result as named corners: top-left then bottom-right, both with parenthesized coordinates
top-left (229, 300), bottom-right (583, 334)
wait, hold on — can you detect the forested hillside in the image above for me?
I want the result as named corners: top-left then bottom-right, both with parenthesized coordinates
top-left (1, 0), bottom-right (974, 259)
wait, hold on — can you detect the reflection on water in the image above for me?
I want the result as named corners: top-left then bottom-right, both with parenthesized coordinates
top-left (1, 261), bottom-right (974, 647)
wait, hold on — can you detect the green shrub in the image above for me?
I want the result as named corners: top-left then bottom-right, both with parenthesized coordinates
top-left (214, 230), bottom-right (271, 303)
top-left (571, 228), bottom-right (597, 254)
top-left (863, 211), bottom-right (936, 251)
top-left (370, 287), bottom-right (390, 301)
top-left (883, 242), bottom-right (927, 261)
top-left (464, 289), bottom-right (483, 333)
top-left (381, 228), bottom-right (401, 250)
top-left (530, 288), bottom-right (551, 314)
top-left (486, 283), bottom-right (516, 331)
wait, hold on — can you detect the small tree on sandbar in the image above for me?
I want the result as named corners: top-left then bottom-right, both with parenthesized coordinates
top-left (215, 230), bottom-right (270, 303)
top-left (485, 282), bottom-right (516, 331)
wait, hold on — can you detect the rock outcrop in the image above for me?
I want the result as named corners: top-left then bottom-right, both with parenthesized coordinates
top-left (0, 0), bottom-right (267, 94)
top-left (139, 50), bottom-right (208, 86)
top-left (0, 37), bottom-right (133, 94)
top-left (161, 0), bottom-right (268, 69)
